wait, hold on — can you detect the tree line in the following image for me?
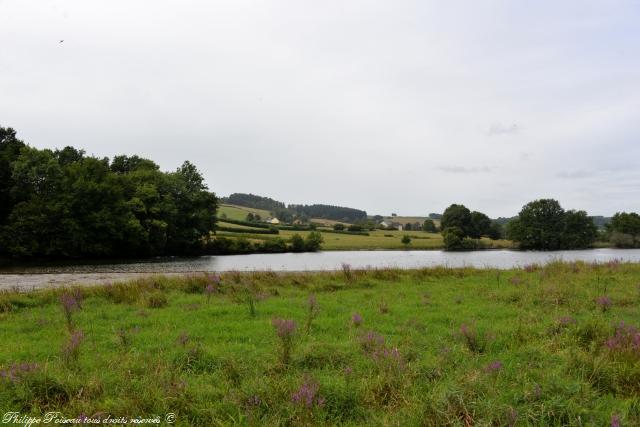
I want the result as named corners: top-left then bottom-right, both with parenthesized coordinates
top-left (0, 127), bottom-right (217, 258)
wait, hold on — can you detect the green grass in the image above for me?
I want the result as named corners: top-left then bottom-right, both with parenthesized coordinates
top-left (217, 228), bottom-right (513, 250)
top-left (219, 204), bottom-right (272, 221)
top-left (1, 262), bottom-right (640, 425)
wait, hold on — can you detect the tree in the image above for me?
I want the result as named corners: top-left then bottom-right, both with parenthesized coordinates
top-left (487, 221), bottom-right (503, 240)
top-left (246, 213), bottom-right (255, 222)
top-left (401, 235), bottom-right (411, 247)
top-left (422, 219), bottom-right (437, 233)
top-left (470, 211), bottom-right (491, 238)
top-left (0, 127), bottom-right (218, 258)
top-left (441, 204), bottom-right (474, 237)
top-left (562, 210), bottom-right (598, 249)
top-left (333, 223), bottom-right (345, 231)
top-left (506, 199), bottom-right (597, 250)
top-left (607, 212), bottom-right (640, 247)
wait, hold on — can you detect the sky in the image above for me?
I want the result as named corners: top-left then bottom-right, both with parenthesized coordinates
top-left (1, 0), bottom-right (639, 217)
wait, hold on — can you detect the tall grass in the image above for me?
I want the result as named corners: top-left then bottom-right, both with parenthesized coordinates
top-left (1, 264), bottom-right (639, 425)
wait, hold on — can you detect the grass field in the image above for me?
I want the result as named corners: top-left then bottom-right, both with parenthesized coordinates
top-left (218, 204), bottom-right (272, 221)
top-left (1, 262), bottom-right (639, 425)
top-left (216, 228), bottom-right (514, 251)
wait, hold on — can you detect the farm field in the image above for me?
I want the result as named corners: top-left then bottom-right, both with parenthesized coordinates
top-left (1, 262), bottom-right (639, 425)
top-left (218, 204), bottom-right (272, 221)
top-left (215, 227), bottom-right (513, 251)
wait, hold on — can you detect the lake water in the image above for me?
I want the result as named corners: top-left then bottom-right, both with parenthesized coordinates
top-left (3, 248), bottom-right (640, 273)
top-left (2, 248), bottom-right (640, 290)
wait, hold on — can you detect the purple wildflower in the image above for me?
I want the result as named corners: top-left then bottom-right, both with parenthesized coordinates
top-left (523, 263), bottom-right (538, 273)
top-left (359, 330), bottom-right (385, 355)
top-left (272, 318), bottom-right (296, 339)
top-left (596, 295), bottom-right (613, 312)
top-left (611, 414), bottom-right (621, 427)
top-left (291, 378), bottom-right (324, 409)
top-left (62, 329), bottom-right (85, 363)
top-left (272, 318), bottom-right (297, 365)
top-left (343, 366), bottom-right (353, 376)
top-left (485, 360), bottom-right (503, 373)
top-left (246, 395), bottom-right (261, 407)
top-left (351, 312), bottom-right (363, 327)
top-left (60, 292), bottom-right (80, 329)
top-left (605, 321), bottom-right (640, 358)
top-left (0, 362), bottom-right (38, 384)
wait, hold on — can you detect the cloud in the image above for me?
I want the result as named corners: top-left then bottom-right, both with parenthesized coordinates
top-left (438, 165), bottom-right (494, 174)
top-left (556, 170), bottom-right (595, 179)
top-left (487, 123), bottom-right (521, 136)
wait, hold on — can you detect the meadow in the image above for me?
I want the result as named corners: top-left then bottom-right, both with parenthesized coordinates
top-left (1, 262), bottom-right (639, 425)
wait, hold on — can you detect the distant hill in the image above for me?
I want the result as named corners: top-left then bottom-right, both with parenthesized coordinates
top-left (221, 193), bottom-right (367, 223)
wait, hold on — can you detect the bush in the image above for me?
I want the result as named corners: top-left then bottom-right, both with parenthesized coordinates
top-left (333, 223), bottom-right (345, 231)
top-left (610, 232), bottom-right (637, 248)
top-left (304, 231), bottom-right (324, 251)
top-left (442, 227), bottom-right (464, 251)
top-left (290, 234), bottom-right (305, 252)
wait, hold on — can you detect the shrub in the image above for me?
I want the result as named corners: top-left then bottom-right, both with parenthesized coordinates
top-left (401, 235), bottom-right (411, 247)
top-left (333, 223), bottom-right (345, 231)
top-left (304, 231), bottom-right (324, 251)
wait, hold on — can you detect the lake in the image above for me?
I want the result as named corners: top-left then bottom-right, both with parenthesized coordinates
top-left (2, 248), bottom-right (640, 290)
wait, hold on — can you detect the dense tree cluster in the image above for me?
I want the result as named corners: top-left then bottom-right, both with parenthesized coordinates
top-left (287, 204), bottom-right (367, 223)
top-left (224, 193), bottom-right (285, 211)
top-left (607, 212), bottom-right (640, 248)
top-left (440, 204), bottom-right (502, 250)
top-left (505, 199), bottom-right (598, 250)
top-left (0, 127), bottom-right (217, 258)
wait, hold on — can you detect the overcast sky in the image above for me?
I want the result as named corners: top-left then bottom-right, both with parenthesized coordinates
top-left (1, 1), bottom-right (639, 217)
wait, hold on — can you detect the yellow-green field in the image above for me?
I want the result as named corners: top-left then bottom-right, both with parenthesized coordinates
top-left (218, 204), bottom-right (272, 221)
top-left (216, 228), bottom-right (513, 251)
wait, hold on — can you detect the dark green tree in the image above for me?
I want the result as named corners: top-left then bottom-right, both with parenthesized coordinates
top-left (441, 204), bottom-right (474, 236)
top-left (422, 219), bottom-right (437, 233)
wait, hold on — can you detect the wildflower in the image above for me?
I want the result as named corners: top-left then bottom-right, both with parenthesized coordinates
top-left (596, 295), bottom-right (613, 312)
top-left (343, 366), bottom-right (353, 376)
top-left (359, 330), bottom-right (385, 355)
top-left (611, 414), bottom-right (621, 427)
top-left (272, 318), bottom-right (296, 365)
top-left (605, 321), bottom-right (640, 358)
top-left (246, 395), bottom-right (261, 407)
top-left (0, 362), bottom-right (38, 384)
top-left (291, 378), bottom-right (324, 409)
top-left (305, 294), bottom-right (319, 333)
top-left (62, 330), bottom-right (85, 364)
top-left (351, 312), bottom-right (363, 327)
top-left (523, 263), bottom-right (538, 273)
top-left (60, 292), bottom-right (80, 329)
top-left (485, 360), bottom-right (503, 373)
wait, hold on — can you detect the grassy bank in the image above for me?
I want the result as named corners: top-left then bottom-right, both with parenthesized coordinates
top-left (1, 263), bottom-right (639, 425)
